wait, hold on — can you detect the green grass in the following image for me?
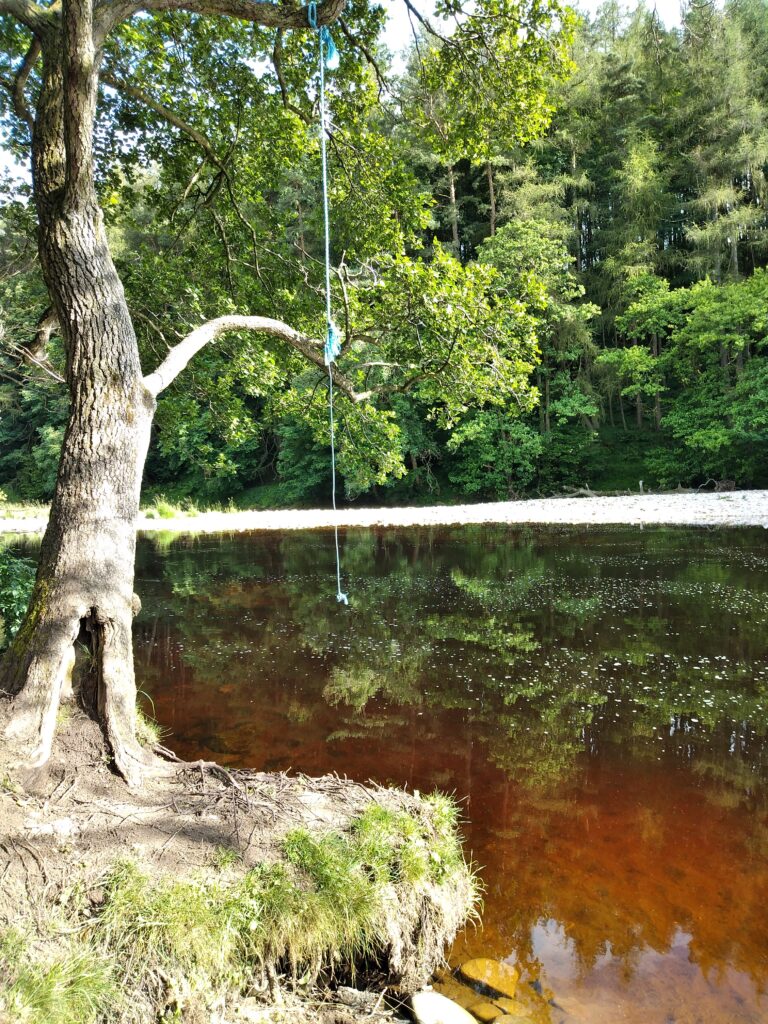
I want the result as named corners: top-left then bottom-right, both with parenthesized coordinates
top-left (134, 706), bottom-right (164, 747)
top-left (141, 494), bottom-right (214, 519)
top-left (99, 860), bottom-right (239, 996)
top-left (0, 496), bottom-right (49, 519)
top-left (0, 929), bottom-right (117, 1024)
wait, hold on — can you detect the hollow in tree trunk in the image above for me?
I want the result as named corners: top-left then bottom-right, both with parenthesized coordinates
top-left (447, 164), bottom-right (459, 250)
top-left (486, 162), bottom-right (496, 237)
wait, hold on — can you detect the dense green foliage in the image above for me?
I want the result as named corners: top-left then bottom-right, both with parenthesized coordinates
top-left (0, 548), bottom-right (35, 647)
top-left (1, 0), bottom-right (767, 504)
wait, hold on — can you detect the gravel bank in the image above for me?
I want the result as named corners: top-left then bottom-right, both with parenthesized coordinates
top-left (1, 490), bottom-right (767, 535)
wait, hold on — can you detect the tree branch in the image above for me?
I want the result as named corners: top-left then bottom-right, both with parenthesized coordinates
top-left (272, 28), bottom-right (310, 123)
top-left (100, 71), bottom-right (229, 170)
top-left (96, 0), bottom-right (344, 44)
top-left (401, 0), bottom-right (449, 44)
top-left (337, 17), bottom-right (388, 96)
top-left (143, 314), bottom-right (367, 402)
top-left (63, 0), bottom-right (98, 208)
top-left (0, 0), bottom-right (54, 34)
top-left (0, 38), bottom-right (41, 130)
top-left (0, 307), bottom-right (65, 384)
top-left (31, 306), bottom-right (59, 360)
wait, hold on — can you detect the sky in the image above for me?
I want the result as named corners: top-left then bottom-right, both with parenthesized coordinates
top-left (382, 0), bottom-right (685, 60)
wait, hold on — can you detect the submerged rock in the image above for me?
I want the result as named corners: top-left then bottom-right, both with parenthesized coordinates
top-left (411, 989), bottom-right (478, 1024)
top-left (466, 1000), bottom-right (502, 1022)
top-left (433, 977), bottom-right (484, 1010)
top-left (492, 997), bottom-right (532, 1017)
top-left (458, 959), bottom-right (520, 1000)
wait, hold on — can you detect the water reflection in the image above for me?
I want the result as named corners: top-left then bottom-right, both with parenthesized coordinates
top-left (134, 526), bottom-right (768, 1023)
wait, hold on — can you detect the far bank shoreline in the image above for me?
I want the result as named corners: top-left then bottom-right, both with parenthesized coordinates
top-left (1, 489), bottom-right (767, 535)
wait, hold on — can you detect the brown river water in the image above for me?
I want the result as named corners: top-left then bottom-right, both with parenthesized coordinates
top-left (133, 525), bottom-right (768, 1024)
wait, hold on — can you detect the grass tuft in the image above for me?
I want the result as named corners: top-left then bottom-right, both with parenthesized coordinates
top-left (0, 929), bottom-right (117, 1024)
top-left (134, 707), bottom-right (164, 747)
top-left (142, 496), bottom-right (200, 520)
top-left (98, 860), bottom-right (239, 997)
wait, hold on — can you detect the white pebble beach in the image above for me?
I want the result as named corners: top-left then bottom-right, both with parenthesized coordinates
top-left (2, 490), bottom-right (767, 535)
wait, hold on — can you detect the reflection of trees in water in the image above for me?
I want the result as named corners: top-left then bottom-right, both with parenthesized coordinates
top-left (135, 525), bottom-right (768, 796)
top-left (133, 525), bottom-right (768, 990)
top-left (477, 770), bottom-right (768, 990)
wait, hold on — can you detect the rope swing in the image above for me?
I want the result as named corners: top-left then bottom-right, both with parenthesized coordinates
top-left (307, 2), bottom-right (348, 605)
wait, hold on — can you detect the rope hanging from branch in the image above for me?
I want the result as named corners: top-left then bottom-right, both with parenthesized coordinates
top-left (307, 1), bottom-right (348, 605)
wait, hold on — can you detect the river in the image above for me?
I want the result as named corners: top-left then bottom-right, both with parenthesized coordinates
top-left (134, 525), bottom-right (768, 1024)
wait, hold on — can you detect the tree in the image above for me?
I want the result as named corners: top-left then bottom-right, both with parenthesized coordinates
top-left (0, 0), bottom-right (570, 784)
top-left (395, 2), bottom-right (574, 252)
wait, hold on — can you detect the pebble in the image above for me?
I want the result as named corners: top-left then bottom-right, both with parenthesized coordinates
top-left (467, 1001), bottom-right (501, 1023)
top-left (411, 990), bottom-right (477, 1024)
top-left (5, 492), bottom-right (767, 537)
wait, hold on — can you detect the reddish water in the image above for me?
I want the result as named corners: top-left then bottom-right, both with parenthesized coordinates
top-left (134, 526), bottom-right (768, 1023)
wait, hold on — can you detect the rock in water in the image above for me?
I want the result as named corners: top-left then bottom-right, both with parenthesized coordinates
top-left (493, 997), bottom-right (532, 1016)
top-left (458, 959), bottom-right (520, 999)
top-left (466, 1000), bottom-right (502, 1022)
top-left (411, 990), bottom-right (478, 1024)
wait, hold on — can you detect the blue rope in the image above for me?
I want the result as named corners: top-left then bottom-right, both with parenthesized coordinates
top-left (309, 2), bottom-right (347, 605)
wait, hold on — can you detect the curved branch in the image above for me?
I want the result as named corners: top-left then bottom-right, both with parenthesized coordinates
top-left (96, 0), bottom-right (344, 43)
top-left (31, 306), bottom-right (59, 360)
top-left (401, 0), bottom-right (449, 44)
top-left (0, 0), bottom-right (54, 33)
top-left (0, 38), bottom-right (41, 130)
top-left (337, 18), bottom-right (388, 96)
top-left (272, 28), bottom-right (310, 123)
top-left (1, 307), bottom-right (65, 384)
top-left (143, 315), bottom-right (368, 402)
top-left (101, 71), bottom-right (228, 170)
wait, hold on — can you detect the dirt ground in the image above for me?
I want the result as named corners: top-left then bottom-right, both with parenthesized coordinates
top-left (0, 714), bottom-right (372, 879)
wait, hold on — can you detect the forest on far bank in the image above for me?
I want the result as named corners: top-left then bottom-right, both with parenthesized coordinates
top-left (1, 0), bottom-right (767, 509)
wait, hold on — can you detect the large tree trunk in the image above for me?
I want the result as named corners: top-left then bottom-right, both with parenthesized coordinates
top-left (1, 12), bottom-right (159, 786)
top-left (0, 0), bottom-right (357, 787)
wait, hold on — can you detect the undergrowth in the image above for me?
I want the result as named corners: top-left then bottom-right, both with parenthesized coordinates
top-left (0, 549), bottom-right (35, 650)
top-left (141, 496), bottom-right (204, 520)
top-left (0, 798), bottom-right (476, 1024)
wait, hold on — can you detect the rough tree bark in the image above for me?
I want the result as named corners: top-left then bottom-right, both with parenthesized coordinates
top-left (0, 0), bottom-right (351, 786)
top-left (1, 1), bottom-right (158, 785)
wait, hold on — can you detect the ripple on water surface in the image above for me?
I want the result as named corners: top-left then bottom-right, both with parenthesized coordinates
top-left (134, 525), bottom-right (768, 1024)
